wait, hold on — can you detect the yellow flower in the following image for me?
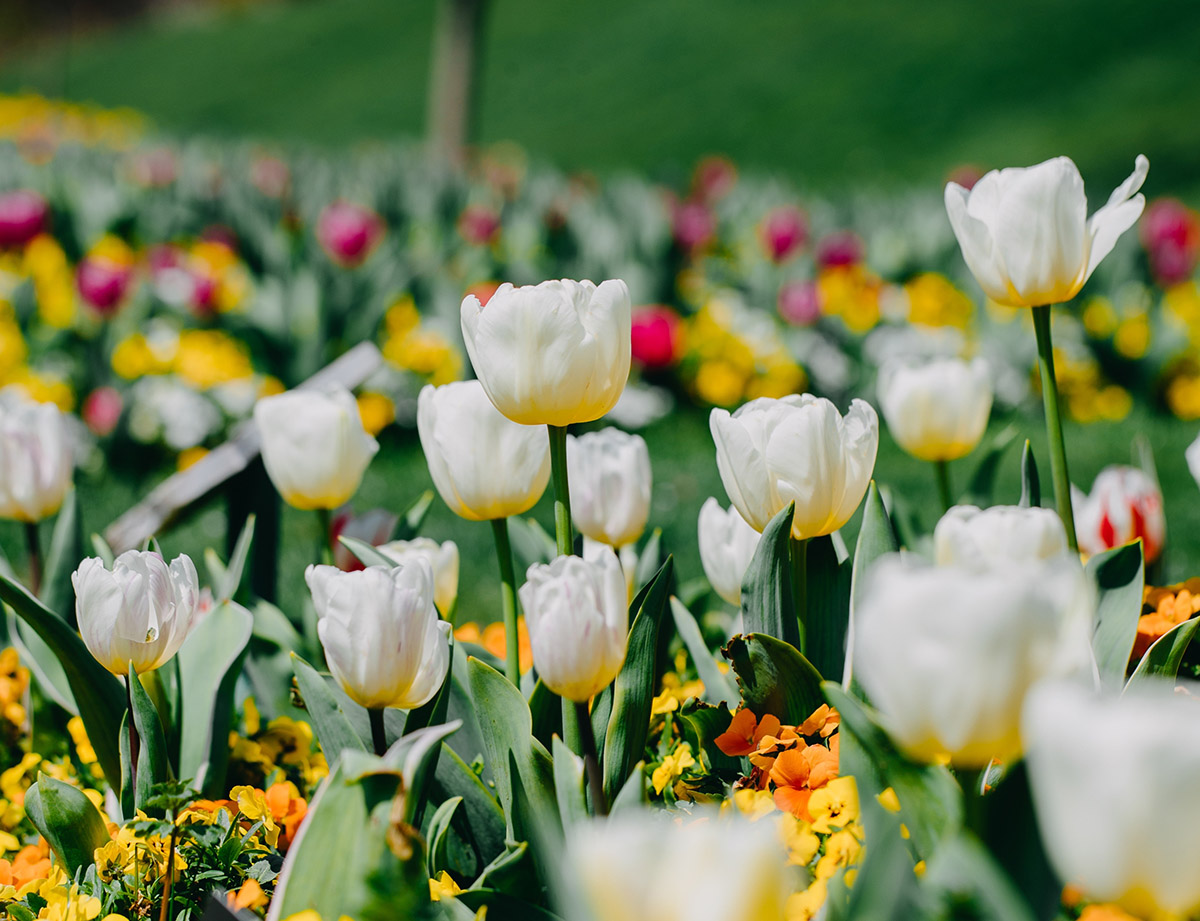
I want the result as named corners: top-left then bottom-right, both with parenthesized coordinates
top-left (356, 391), bottom-right (395, 436)
top-left (66, 717), bottom-right (97, 766)
top-left (905, 272), bottom-right (973, 329)
top-left (429, 870), bottom-right (463, 901)
top-left (229, 785), bottom-right (281, 847)
top-left (726, 788), bottom-right (777, 821)
top-left (809, 776), bottom-right (859, 833)
top-left (1082, 297), bottom-right (1119, 338)
top-left (174, 329), bottom-right (254, 388)
top-left (650, 691), bottom-right (679, 716)
top-left (1113, 313), bottom-right (1150, 359)
top-left (780, 814), bottom-right (820, 866)
top-left (816, 829), bottom-right (862, 880)
top-left (786, 879), bottom-right (828, 921)
top-left (876, 787), bottom-right (900, 813)
top-left (94, 839), bottom-right (131, 882)
top-left (694, 360), bottom-right (747, 406)
top-left (177, 447), bottom-right (209, 471)
top-left (651, 744), bottom-right (696, 794)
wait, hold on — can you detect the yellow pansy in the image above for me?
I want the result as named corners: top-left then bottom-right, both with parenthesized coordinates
top-left (651, 744), bottom-right (696, 794)
top-left (780, 814), bottom-right (820, 866)
top-left (429, 870), bottom-right (463, 901)
top-left (809, 776), bottom-right (859, 833)
top-left (816, 829), bottom-right (862, 880)
top-left (229, 786), bottom-right (281, 847)
top-left (786, 879), bottom-right (828, 921)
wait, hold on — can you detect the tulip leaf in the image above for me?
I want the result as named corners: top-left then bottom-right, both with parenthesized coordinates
top-left (609, 761), bottom-right (647, 814)
top-left (178, 601), bottom-right (254, 795)
top-left (922, 832), bottom-right (1037, 921)
top-left (724, 632), bottom-right (824, 726)
top-left (528, 679), bottom-right (564, 750)
top-left (383, 720), bottom-right (462, 826)
top-left (551, 735), bottom-right (588, 828)
top-left (507, 516), bottom-right (557, 573)
top-left (633, 528), bottom-right (664, 594)
top-left (1087, 541), bottom-right (1144, 689)
top-left (470, 841), bottom-right (536, 896)
top-left (805, 534), bottom-right (852, 681)
top-left (23, 773), bottom-right (111, 876)
top-left (337, 534), bottom-right (399, 569)
top-left (669, 596), bottom-right (739, 707)
top-left (979, 760), bottom-right (1060, 921)
top-left (431, 743), bottom-right (506, 873)
top-left (1126, 615), bottom-right (1200, 687)
top-left (219, 514), bottom-right (256, 602)
top-left (395, 489), bottom-right (435, 541)
top-left (602, 555), bottom-right (673, 800)
top-left (845, 481), bottom-right (899, 688)
top-left (1018, 440), bottom-right (1041, 508)
top-left (822, 813), bottom-right (920, 921)
top-left (740, 502), bottom-right (802, 649)
top-left (425, 795), bottom-right (463, 878)
top-left (41, 486), bottom-right (84, 622)
top-left (245, 599), bottom-right (308, 719)
top-left (677, 699), bottom-right (741, 775)
top-left (962, 425), bottom-right (1018, 508)
top-left (0, 570), bottom-right (126, 787)
top-left (127, 662), bottom-right (171, 813)
top-left (6, 611), bottom-right (75, 713)
top-left (291, 652), bottom-right (367, 759)
top-left (90, 532), bottom-right (115, 568)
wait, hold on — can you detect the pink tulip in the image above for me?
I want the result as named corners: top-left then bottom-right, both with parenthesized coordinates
top-left (761, 206), bottom-right (808, 262)
top-left (673, 200), bottom-right (715, 253)
top-left (0, 190), bottom-right (47, 249)
top-left (330, 506), bottom-right (399, 572)
top-left (1141, 199), bottom-right (1199, 287)
top-left (630, 305), bottom-right (682, 370)
top-left (83, 387), bottom-right (123, 437)
top-left (77, 257), bottom-right (132, 314)
top-left (777, 280), bottom-right (821, 326)
top-left (691, 155), bottom-right (738, 203)
top-left (317, 200), bottom-right (384, 267)
top-left (458, 205), bottom-right (500, 246)
top-left (816, 231), bottom-right (864, 269)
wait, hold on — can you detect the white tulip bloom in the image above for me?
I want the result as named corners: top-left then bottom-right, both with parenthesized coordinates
top-left (306, 561), bottom-right (451, 711)
top-left (460, 278), bottom-right (631, 426)
top-left (378, 537), bottom-right (460, 617)
top-left (74, 550), bottom-right (201, 675)
top-left (254, 385), bottom-right (379, 511)
top-left (697, 497), bottom-right (761, 606)
top-left (945, 155), bottom-right (1148, 308)
top-left (878, 357), bottom-right (992, 462)
top-left (710, 394), bottom-right (878, 540)
top-left (0, 399), bottom-right (73, 523)
top-left (519, 549), bottom-right (628, 702)
top-left (417, 381), bottom-right (550, 521)
top-left (567, 428), bottom-right (652, 547)
top-left (934, 504), bottom-right (1069, 570)
top-left (1024, 681), bottom-right (1200, 918)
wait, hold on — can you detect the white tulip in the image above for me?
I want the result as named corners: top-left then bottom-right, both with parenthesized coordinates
top-left (74, 550), bottom-right (201, 675)
top-left (0, 398), bottom-right (73, 523)
top-left (709, 394), bottom-right (878, 540)
top-left (1188, 430), bottom-right (1200, 494)
top-left (378, 537), bottom-right (459, 617)
top-left (567, 428), bottom-right (651, 547)
top-left (945, 155), bottom-right (1148, 308)
top-left (1072, 465), bottom-right (1165, 563)
top-left (1024, 681), bottom-right (1200, 918)
top-left (417, 381), bottom-right (550, 521)
top-left (878, 357), bottom-right (992, 462)
top-left (254, 385), bottom-right (378, 510)
top-left (460, 278), bottom-right (632, 426)
top-left (853, 555), bottom-right (1093, 767)
top-left (564, 812), bottom-right (790, 921)
top-left (519, 549), bottom-right (628, 702)
top-left (697, 498), bottom-right (761, 606)
top-left (306, 561), bottom-right (451, 711)
top-left (934, 504), bottom-right (1069, 570)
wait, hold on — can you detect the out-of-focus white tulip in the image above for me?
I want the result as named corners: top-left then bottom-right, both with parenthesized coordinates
top-left (460, 279), bottom-right (631, 426)
top-left (1024, 681), bottom-right (1200, 918)
top-left (567, 428), bottom-right (652, 547)
top-left (254, 385), bottom-right (378, 510)
top-left (74, 550), bottom-right (201, 675)
top-left (1188, 431), bottom-right (1200, 494)
top-left (564, 812), bottom-right (790, 921)
top-left (0, 399), bottom-right (73, 523)
top-left (1072, 465), bottom-right (1165, 563)
top-left (697, 498), bottom-right (761, 606)
top-left (417, 381), bottom-right (551, 521)
top-left (378, 537), bottom-right (460, 617)
top-left (305, 561), bottom-right (450, 711)
top-left (934, 504), bottom-right (1069, 570)
top-left (878, 357), bottom-right (992, 462)
top-left (519, 549), bottom-right (628, 702)
top-left (945, 155), bottom-right (1148, 307)
top-left (710, 395), bottom-right (878, 540)
top-left (853, 555), bottom-right (1093, 767)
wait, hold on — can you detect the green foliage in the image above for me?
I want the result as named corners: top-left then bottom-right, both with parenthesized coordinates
top-left (1019, 441), bottom-right (1041, 508)
top-left (24, 772), bottom-right (112, 875)
top-left (1127, 615), bottom-right (1200, 686)
top-left (1088, 541), bottom-right (1145, 688)
top-left (669, 596), bottom-right (738, 706)
top-left (739, 503), bottom-right (801, 649)
top-left (127, 662), bottom-right (171, 815)
top-left (290, 652), bottom-right (367, 760)
top-left (724, 633), bottom-right (824, 725)
top-left (805, 534), bottom-right (852, 680)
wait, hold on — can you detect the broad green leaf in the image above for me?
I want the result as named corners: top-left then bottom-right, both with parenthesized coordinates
top-left (724, 633), bottom-right (823, 725)
top-left (528, 679), bottom-right (563, 750)
top-left (551, 736), bottom-right (587, 828)
top-left (425, 796), bottom-right (463, 877)
top-left (1127, 615), bottom-right (1200, 687)
top-left (923, 833), bottom-right (1037, 921)
top-left (962, 425), bottom-right (1018, 508)
top-left (383, 721), bottom-right (462, 825)
top-left (395, 489), bottom-right (435, 541)
top-left (739, 503), bottom-right (801, 648)
top-left (805, 534), bottom-right (852, 680)
top-left (7, 612), bottom-right (75, 713)
top-left (127, 663), bottom-right (170, 814)
top-left (669, 597), bottom-right (738, 707)
top-left (633, 528), bottom-right (663, 594)
top-left (677, 700), bottom-right (740, 774)
top-left (41, 487), bottom-right (84, 621)
top-left (23, 773), bottom-right (111, 875)
top-left (291, 653), bottom-right (367, 759)
top-left (980, 761), bottom-right (1059, 921)
top-left (338, 535), bottom-right (398, 569)
top-left (845, 481), bottom-right (899, 688)
top-left (609, 762), bottom-right (647, 814)
top-left (1087, 542), bottom-right (1144, 688)
top-left (431, 744), bottom-right (506, 872)
top-left (507, 516), bottom-right (556, 573)
top-left (470, 841), bottom-right (535, 895)
top-left (219, 513), bottom-right (256, 601)
top-left (1019, 440), bottom-right (1040, 508)
top-left (245, 598), bottom-right (308, 719)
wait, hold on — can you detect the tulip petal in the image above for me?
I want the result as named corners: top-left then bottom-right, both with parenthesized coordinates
top-left (1082, 155), bottom-right (1149, 284)
top-left (944, 181), bottom-right (1013, 303)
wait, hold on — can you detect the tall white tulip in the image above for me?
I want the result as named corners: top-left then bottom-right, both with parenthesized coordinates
top-left (0, 399), bottom-right (73, 523)
top-left (710, 394), bottom-right (878, 540)
top-left (1072, 465), bottom-right (1166, 563)
top-left (1024, 681), bottom-right (1200, 918)
top-left (853, 555), bottom-right (1093, 767)
top-left (305, 561), bottom-right (451, 711)
top-left (519, 549), bottom-right (628, 702)
top-left (254, 385), bottom-right (378, 510)
top-left (697, 498), bottom-right (760, 606)
top-left (878, 357), bottom-right (992, 462)
top-left (945, 155), bottom-right (1148, 308)
top-left (417, 381), bottom-right (550, 521)
top-left (74, 550), bottom-right (201, 675)
top-left (378, 537), bottom-right (459, 617)
top-left (934, 504), bottom-right (1069, 570)
top-left (460, 279), bottom-right (632, 426)
top-left (567, 428), bottom-right (651, 548)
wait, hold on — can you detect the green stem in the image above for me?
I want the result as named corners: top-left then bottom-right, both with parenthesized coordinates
top-left (958, 766), bottom-right (988, 840)
top-left (125, 675), bottom-right (140, 790)
top-left (934, 459), bottom-right (953, 513)
top-left (576, 701), bottom-right (608, 817)
top-left (368, 707), bottom-right (388, 757)
top-left (491, 518), bottom-right (521, 686)
top-left (790, 537), bottom-right (808, 652)
top-left (1031, 305), bottom-right (1079, 551)
top-left (315, 507), bottom-right (334, 565)
top-left (24, 521), bottom-right (41, 597)
top-left (548, 423), bottom-right (582, 752)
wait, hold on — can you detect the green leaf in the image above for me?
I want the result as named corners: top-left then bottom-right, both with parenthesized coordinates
top-left (609, 762), bottom-right (647, 814)
top-left (1127, 615), bottom-right (1200, 687)
top-left (178, 601), bottom-right (255, 795)
top-left (833, 812), bottom-right (922, 921)
top-left (980, 761), bottom-right (1059, 921)
top-left (0, 571), bottom-right (125, 787)
top-left (551, 736), bottom-right (587, 829)
top-left (602, 556), bottom-right (673, 800)
top-left (507, 517), bottom-right (556, 574)
top-left (395, 490), bottom-right (435, 541)
top-left (805, 534), bottom-right (852, 680)
top-left (845, 481), bottom-right (899, 689)
top-left (431, 744), bottom-right (506, 872)
top-left (1018, 441), bottom-right (1040, 508)
top-left (23, 773), bottom-right (111, 875)
top-left (454, 890), bottom-right (564, 921)
top-left (739, 502), bottom-right (801, 648)
top-left (425, 796), bottom-right (463, 877)
top-left (1087, 542), bottom-right (1145, 688)
top-left (962, 425), bottom-right (1018, 508)
top-left (677, 700), bottom-right (741, 775)
top-left (338, 535), bottom-right (399, 569)
top-left (724, 632), bottom-right (824, 725)
top-left (669, 597), bottom-right (738, 707)
top-left (383, 721), bottom-right (462, 825)
top-left (470, 841), bottom-right (536, 895)
top-left (923, 833), bottom-right (1037, 921)
top-left (127, 663), bottom-right (171, 814)
top-left (633, 528), bottom-right (663, 595)
top-left (291, 652), bottom-right (367, 759)
top-left (6, 611), bottom-right (75, 713)
top-left (528, 679), bottom-right (564, 751)
top-left (219, 514), bottom-right (256, 601)
top-left (90, 533), bottom-right (115, 568)
top-left (41, 487), bottom-right (84, 620)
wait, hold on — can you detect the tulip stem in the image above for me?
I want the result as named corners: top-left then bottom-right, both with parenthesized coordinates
top-left (490, 518), bottom-right (522, 686)
top-left (24, 521), bottom-right (41, 597)
top-left (368, 707), bottom-right (388, 757)
top-left (315, 507), bottom-right (334, 565)
top-left (934, 460), bottom-right (953, 512)
top-left (548, 425), bottom-right (574, 557)
top-left (1031, 305), bottom-right (1079, 551)
top-left (125, 675), bottom-right (140, 789)
top-left (790, 537), bottom-right (808, 648)
top-left (576, 701), bottom-right (608, 817)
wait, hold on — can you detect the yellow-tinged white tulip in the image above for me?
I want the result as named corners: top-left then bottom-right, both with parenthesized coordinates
top-left (74, 550), bottom-right (201, 675)
top-left (254, 385), bottom-right (378, 510)
top-left (460, 278), bottom-right (632, 426)
top-left (567, 428), bottom-right (651, 547)
top-left (378, 537), bottom-right (459, 617)
top-left (709, 394), bottom-right (878, 540)
top-left (853, 555), bottom-right (1093, 767)
top-left (697, 497), bottom-right (761, 606)
top-left (878, 357), bottom-right (992, 462)
top-left (945, 155), bottom-right (1148, 307)
top-left (519, 549), bottom-right (628, 702)
top-left (0, 398), bottom-right (73, 523)
top-left (1023, 681), bottom-right (1200, 918)
top-left (305, 561), bottom-right (451, 711)
top-left (934, 504), bottom-right (1069, 570)
top-left (417, 381), bottom-right (551, 521)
